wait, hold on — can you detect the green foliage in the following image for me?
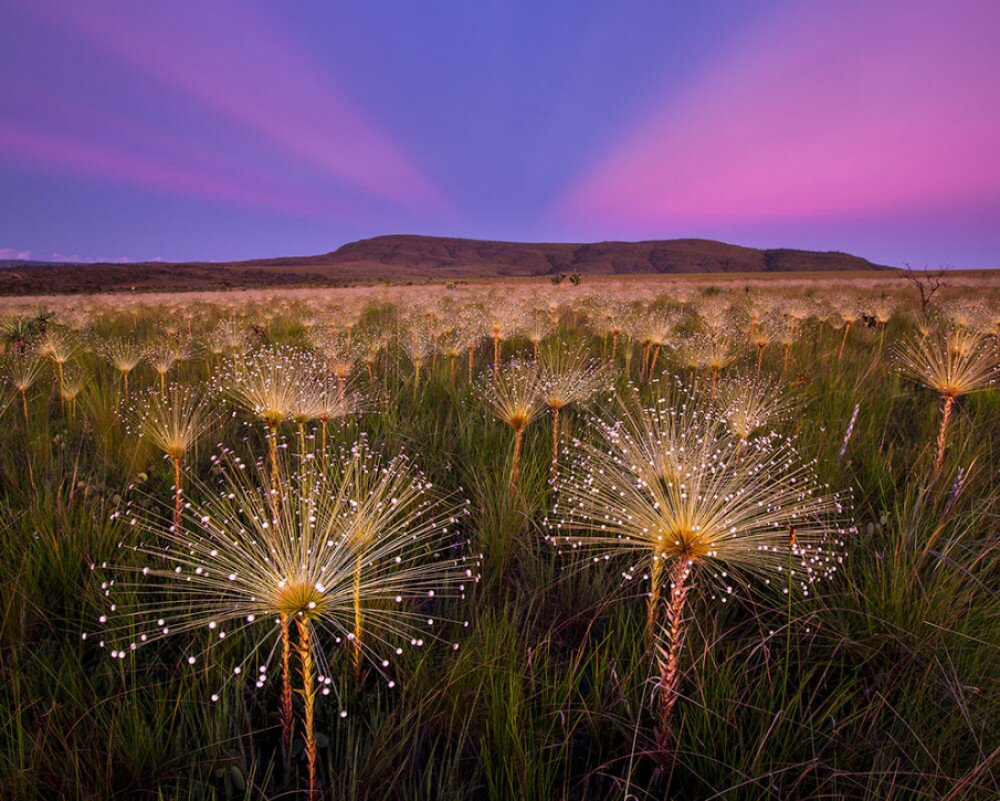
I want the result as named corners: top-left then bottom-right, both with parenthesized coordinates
top-left (0, 287), bottom-right (997, 800)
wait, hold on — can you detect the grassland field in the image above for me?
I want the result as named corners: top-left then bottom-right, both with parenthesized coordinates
top-left (0, 273), bottom-right (998, 801)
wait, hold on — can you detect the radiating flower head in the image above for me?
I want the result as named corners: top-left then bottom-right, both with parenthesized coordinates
top-left (218, 346), bottom-right (325, 430)
top-left (130, 384), bottom-right (219, 461)
top-left (547, 389), bottom-right (849, 595)
top-left (90, 437), bottom-right (480, 699)
top-left (477, 359), bottom-right (545, 433)
top-left (715, 371), bottom-right (795, 442)
top-left (99, 337), bottom-right (146, 375)
top-left (896, 328), bottom-right (997, 399)
top-left (538, 343), bottom-right (608, 412)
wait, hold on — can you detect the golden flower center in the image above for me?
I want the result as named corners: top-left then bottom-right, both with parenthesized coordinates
top-left (659, 527), bottom-right (711, 561)
top-left (508, 410), bottom-right (530, 431)
top-left (273, 581), bottom-right (328, 619)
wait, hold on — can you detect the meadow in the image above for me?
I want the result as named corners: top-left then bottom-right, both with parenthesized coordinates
top-left (0, 275), bottom-right (998, 800)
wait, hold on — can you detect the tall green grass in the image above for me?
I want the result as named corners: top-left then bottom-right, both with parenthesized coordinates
top-left (0, 294), bottom-right (997, 800)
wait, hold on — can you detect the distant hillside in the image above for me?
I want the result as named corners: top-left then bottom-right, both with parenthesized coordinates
top-left (1, 259), bottom-right (68, 268)
top-left (0, 235), bottom-right (894, 295)
top-left (249, 235), bottom-right (892, 275)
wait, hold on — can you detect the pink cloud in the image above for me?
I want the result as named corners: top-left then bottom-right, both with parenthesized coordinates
top-left (0, 79), bottom-right (361, 221)
top-left (23, 0), bottom-right (450, 216)
top-left (0, 248), bottom-right (33, 260)
top-left (0, 119), bottom-right (350, 219)
top-left (553, 0), bottom-right (1000, 229)
top-left (48, 253), bottom-right (129, 263)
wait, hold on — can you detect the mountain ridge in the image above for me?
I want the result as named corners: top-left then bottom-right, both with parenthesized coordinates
top-left (0, 234), bottom-right (895, 295)
top-left (242, 234), bottom-right (894, 276)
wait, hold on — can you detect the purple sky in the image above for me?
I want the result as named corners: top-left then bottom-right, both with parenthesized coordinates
top-left (2, 0), bottom-right (998, 267)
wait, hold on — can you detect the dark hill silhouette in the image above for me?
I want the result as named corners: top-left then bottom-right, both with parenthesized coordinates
top-left (0, 235), bottom-right (893, 295)
top-left (249, 235), bottom-right (892, 275)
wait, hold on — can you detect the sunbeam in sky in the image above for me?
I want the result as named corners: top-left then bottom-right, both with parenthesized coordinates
top-left (1, 0), bottom-right (998, 266)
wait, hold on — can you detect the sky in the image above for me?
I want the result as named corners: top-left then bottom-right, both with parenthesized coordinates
top-left (1, 0), bottom-right (998, 267)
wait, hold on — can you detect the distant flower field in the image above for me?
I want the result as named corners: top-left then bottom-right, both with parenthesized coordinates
top-left (0, 276), bottom-right (998, 800)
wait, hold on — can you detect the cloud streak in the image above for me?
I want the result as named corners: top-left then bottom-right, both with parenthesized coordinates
top-left (0, 248), bottom-right (134, 264)
top-left (0, 119), bottom-right (354, 220)
top-left (0, 248), bottom-right (33, 260)
top-left (552, 0), bottom-right (1000, 231)
top-left (0, 79), bottom-right (369, 221)
top-left (23, 0), bottom-right (450, 216)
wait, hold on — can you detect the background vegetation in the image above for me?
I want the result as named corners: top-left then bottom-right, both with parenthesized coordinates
top-left (0, 279), bottom-right (997, 800)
